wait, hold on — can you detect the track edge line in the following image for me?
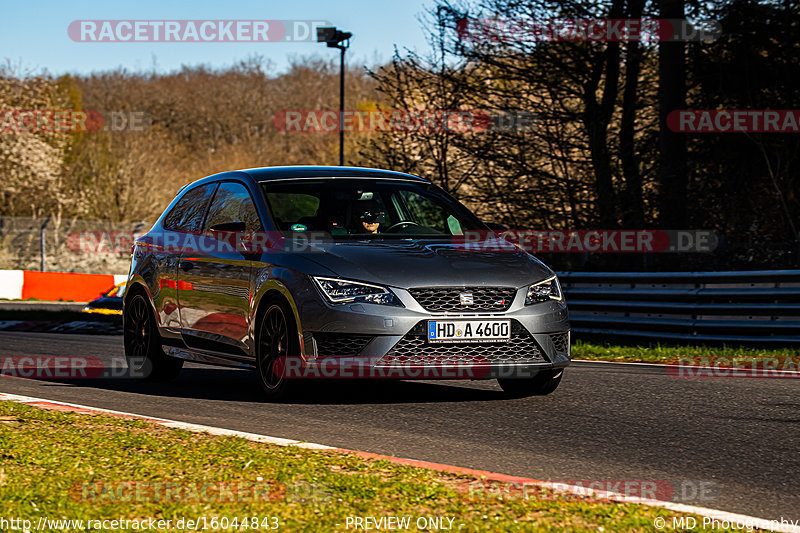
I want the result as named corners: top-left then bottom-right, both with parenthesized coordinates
top-left (1, 391), bottom-right (796, 533)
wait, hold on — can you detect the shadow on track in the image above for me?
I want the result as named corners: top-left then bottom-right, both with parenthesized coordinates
top-left (24, 367), bottom-right (511, 405)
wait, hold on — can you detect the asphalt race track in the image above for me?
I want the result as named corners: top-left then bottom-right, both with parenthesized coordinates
top-left (0, 331), bottom-right (797, 520)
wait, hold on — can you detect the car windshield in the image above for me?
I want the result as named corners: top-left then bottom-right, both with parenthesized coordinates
top-left (260, 179), bottom-right (484, 239)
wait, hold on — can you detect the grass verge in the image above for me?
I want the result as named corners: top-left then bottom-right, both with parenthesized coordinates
top-left (572, 340), bottom-right (797, 365)
top-left (0, 401), bottom-right (737, 532)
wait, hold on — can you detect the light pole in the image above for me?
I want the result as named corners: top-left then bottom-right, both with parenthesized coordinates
top-left (317, 26), bottom-right (352, 166)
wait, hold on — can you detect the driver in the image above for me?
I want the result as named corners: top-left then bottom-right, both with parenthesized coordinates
top-left (355, 201), bottom-right (386, 234)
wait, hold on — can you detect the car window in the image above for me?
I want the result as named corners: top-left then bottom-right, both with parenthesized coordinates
top-left (261, 179), bottom-right (480, 237)
top-left (396, 189), bottom-right (463, 235)
top-left (204, 182), bottom-right (263, 232)
top-left (162, 184), bottom-right (216, 232)
top-left (264, 192), bottom-right (320, 229)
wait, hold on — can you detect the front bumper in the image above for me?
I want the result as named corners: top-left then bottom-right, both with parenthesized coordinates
top-left (294, 285), bottom-right (570, 379)
top-left (284, 358), bottom-right (567, 380)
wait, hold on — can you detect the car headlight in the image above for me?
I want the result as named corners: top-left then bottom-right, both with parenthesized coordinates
top-left (525, 275), bottom-right (562, 305)
top-left (312, 277), bottom-right (403, 307)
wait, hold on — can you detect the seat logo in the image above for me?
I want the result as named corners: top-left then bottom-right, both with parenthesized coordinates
top-left (459, 292), bottom-right (474, 305)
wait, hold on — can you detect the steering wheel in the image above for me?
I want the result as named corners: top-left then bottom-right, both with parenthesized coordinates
top-left (384, 221), bottom-right (420, 233)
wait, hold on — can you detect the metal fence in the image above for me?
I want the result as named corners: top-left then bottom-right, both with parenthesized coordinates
top-left (0, 217), bottom-right (149, 274)
top-left (560, 270), bottom-right (800, 345)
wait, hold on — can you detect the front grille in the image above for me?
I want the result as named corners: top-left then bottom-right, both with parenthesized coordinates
top-left (549, 332), bottom-right (570, 356)
top-left (409, 286), bottom-right (516, 312)
top-left (376, 320), bottom-right (548, 366)
top-left (313, 333), bottom-right (374, 357)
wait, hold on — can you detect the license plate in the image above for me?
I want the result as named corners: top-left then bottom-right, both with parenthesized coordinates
top-left (427, 319), bottom-right (510, 343)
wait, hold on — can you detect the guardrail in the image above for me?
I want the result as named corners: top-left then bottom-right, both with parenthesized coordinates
top-left (559, 270), bottom-right (800, 345)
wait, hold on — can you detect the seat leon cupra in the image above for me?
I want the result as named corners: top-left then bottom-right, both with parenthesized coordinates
top-left (123, 166), bottom-right (570, 399)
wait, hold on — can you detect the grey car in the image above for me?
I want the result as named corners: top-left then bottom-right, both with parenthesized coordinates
top-left (123, 166), bottom-right (570, 399)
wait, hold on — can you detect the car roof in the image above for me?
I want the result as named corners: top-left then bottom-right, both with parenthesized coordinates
top-left (242, 166), bottom-right (429, 183)
top-left (174, 166), bottom-right (430, 197)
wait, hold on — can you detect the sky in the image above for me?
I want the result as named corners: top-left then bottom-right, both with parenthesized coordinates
top-left (0, 0), bottom-right (435, 76)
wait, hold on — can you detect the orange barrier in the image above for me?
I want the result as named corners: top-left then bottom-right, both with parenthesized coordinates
top-left (21, 271), bottom-right (116, 302)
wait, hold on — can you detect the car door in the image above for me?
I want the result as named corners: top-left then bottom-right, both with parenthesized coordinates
top-left (155, 183), bottom-right (216, 330)
top-left (176, 181), bottom-right (263, 356)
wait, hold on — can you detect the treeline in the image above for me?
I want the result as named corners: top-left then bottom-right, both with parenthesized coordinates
top-left (366, 0), bottom-right (800, 269)
top-left (0, 56), bottom-right (378, 224)
top-left (1, 0), bottom-right (799, 270)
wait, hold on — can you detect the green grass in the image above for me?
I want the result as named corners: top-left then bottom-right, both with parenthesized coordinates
top-left (572, 340), bottom-right (797, 365)
top-left (0, 401), bottom-right (739, 532)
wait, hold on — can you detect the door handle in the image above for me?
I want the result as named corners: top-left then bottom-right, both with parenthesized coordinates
top-left (179, 261), bottom-right (194, 271)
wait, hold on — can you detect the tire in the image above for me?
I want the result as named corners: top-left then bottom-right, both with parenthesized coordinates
top-left (256, 296), bottom-right (299, 400)
top-left (124, 292), bottom-right (183, 381)
top-left (498, 369), bottom-right (563, 398)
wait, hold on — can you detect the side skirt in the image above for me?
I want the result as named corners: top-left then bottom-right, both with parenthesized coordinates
top-left (164, 346), bottom-right (255, 369)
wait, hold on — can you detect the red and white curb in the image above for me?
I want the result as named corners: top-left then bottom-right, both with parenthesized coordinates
top-left (0, 391), bottom-right (797, 532)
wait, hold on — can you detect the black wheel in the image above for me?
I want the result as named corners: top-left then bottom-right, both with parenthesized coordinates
top-left (498, 369), bottom-right (563, 398)
top-left (256, 297), bottom-right (298, 400)
top-left (124, 292), bottom-right (183, 381)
